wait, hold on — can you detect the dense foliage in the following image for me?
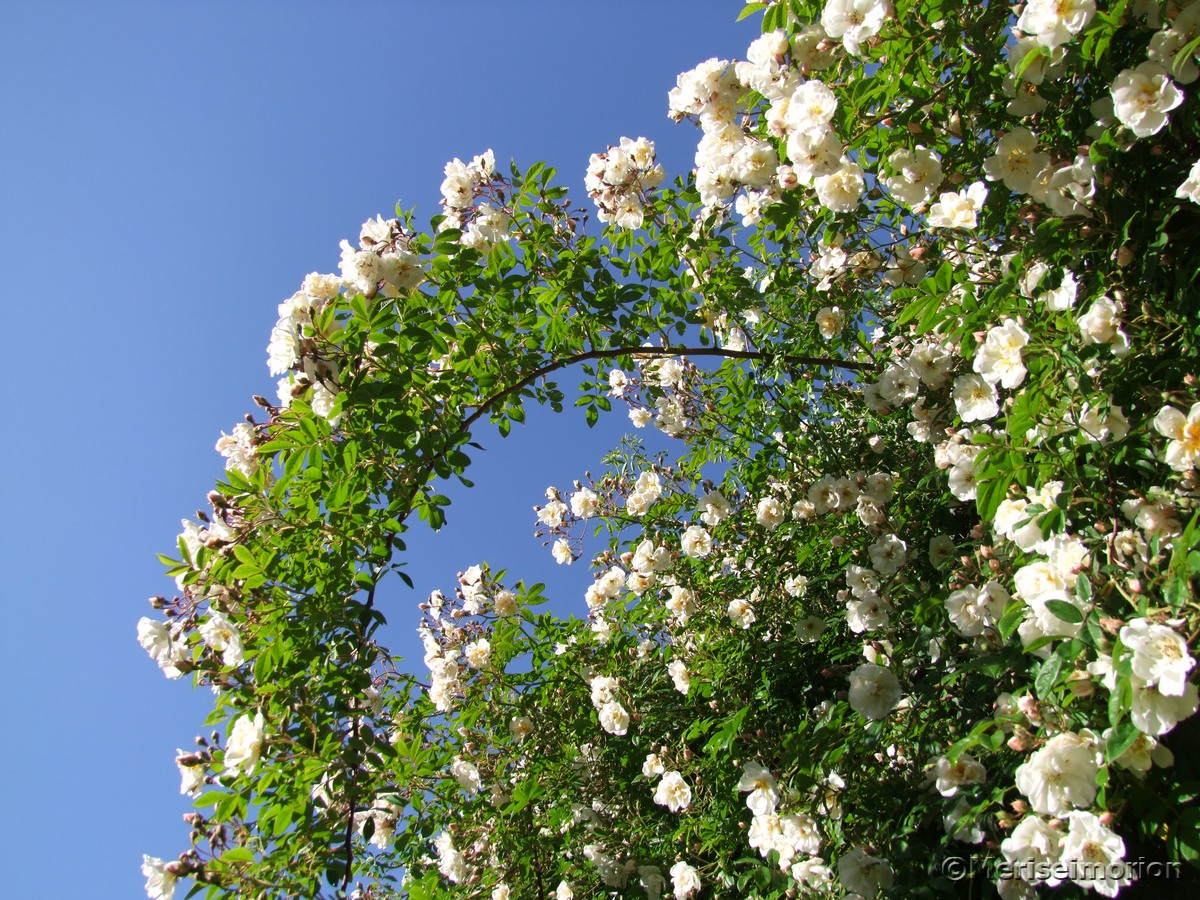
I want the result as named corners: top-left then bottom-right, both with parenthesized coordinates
top-left (139, 1), bottom-right (1200, 897)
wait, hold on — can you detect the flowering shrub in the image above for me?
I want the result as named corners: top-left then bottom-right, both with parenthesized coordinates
top-left (140, 1), bottom-right (1200, 897)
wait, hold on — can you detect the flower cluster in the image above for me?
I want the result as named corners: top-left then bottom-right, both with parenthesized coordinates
top-left (584, 137), bottom-right (665, 229)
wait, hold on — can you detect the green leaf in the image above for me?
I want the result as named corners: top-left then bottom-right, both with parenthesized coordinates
top-left (1109, 675), bottom-right (1133, 726)
top-left (1035, 654), bottom-right (1063, 699)
top-left (1173, 809), bottom-right (1200, 863)
top-left (232, 544), bottom-right (259, 567)
top-left (704, 706), bottom-right (749, 755)
top-left (1044, 599), bottom-right (1083, 624)
top-left (998, 600), bottom-right (1026, 640)
top-left (1105, 718), bottom-right (1141, 763)
top-left (737, 3), bottom-right (767, 21)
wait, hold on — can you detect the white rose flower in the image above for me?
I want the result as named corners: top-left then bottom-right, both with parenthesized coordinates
top-left (973, 318), bottom-right (1030, 389)
top-left (435, 831), bottom-right (469, 883)
top-left (698, 489), bottom-right (732, 526)
top-left (629, 407), bottom-right (653, 428)
top-left (791, 856), bottom-right (834, 889)
top-left (869, 533), bottom-right (907, 575)
top-left (837, 846), bottom-right (895, 899)
top-left (668, 658), bottom-right (691, 694)
top-left (642, 753), bottom-right (666, 777)
top-left (537, 498), bottom-right (568, 528)
top-left (653, 770), bottom-right (692, 812)
top-left (1149, 28), bottom-right (1200, 84)
top-left (266, 316), bottom-right (301, 376)
top-left (198, 611), bottom-right (245, 667)
top-left (571, 487), bottom-right (599, 517)
top-left (932, 751), bottom-right (987, 797)
top-left (339, 240), bottom-right (384, 295)
top-left (1177, 159), bottom-right (1200, 204)
top-left (215, 422), bottom-right (258, 478)
top-left (670, 860), bottom-right (702, 899)
top-left (631, 539), bottom-right (671, 574)
top-left (509, 716), bottom-right (533, 743)
top-left (878, 363), bottom-right (920, 405)
top-left (780, 811), bottom-right (822, 858)
top-left (1077, 295), bottom-right (1129, 355)
top-left (785, 574), bottom-right (810, 597)
top-left (635, 470), bottom-right (663, 501)
top-left (738, 761), bottom-right (780, 816)
top-left (607, 369), bottom-right (630, 397)
top-left (728, 597), bottom-right (757, 629)
top-left (667, 585), bottom-right (696, 622)
top-left (792, 22), bottom-right (839, 70)
top-left (450, 757), bottom-right (482, 796)
top-left (756, 496), bottom-right (786, 529)
top-left (1120, 618), bottom-right (1196, 696)
top-left (822, 0), bottom-right (890, 55)
top-left (787, 127), bottom-right (843, 188)
top-left (994, 496), bottom-right (1043, 551)
top-left (1000, 815), bottom-right (1063, 886)
top-left (680, 524), bottom-right (713, 558)
top-left (928, 182), bottom-right (988, 228)
top-left (176, 749), bottom-right (205, 796)
top-left (552, 538), bottom-right (573, 565)
top-left (929, 534), bottom-right (956, 568)
top-left (493, 589), bottom-right (517, 617)
top-left (944, 796), bottom-right (986, 843)
top-left (796, 615), bottom-right (826, 641)
top-left (883, 146), bottom-right (943, 206)
top-left (141, 856), bottom-right (177, 900)
top-left (815, 305), bottom-right (845, 339)
top-left (1153, 402), bottom-right (1200, 471)
top-left (1111, 730), bottom-right (1174, 774)
top-left (1042, 153), bottom-right (1095, 217)
top-left (598, 700), bottom-right (630, 735)
top-left (1017, 0), bottom-right (1095, 49)
top-left (1111, 62), bottom-right (1184, 138)
top-left (846, 593), bottom-right (891, 633)
top-left (224, 711), bottom-right (265, 778)
top-left (814, 158), bottom-right (865, 212)
top-left (379, 249), bottom-right (424, 291)
top-left (747, 814), bottom-right (787, 865)
top-left (626, 570), bottom-right (655, 595)
top-left (1069, 398), bottom-right (1129, 443)
top-left (1040, 269), bottom-right (1078, 310)
top-left (465, 638), bottom-right (491, 670)
top-left (948, 453), bottom-right (981, 501)
top-left (786, 79), bottom-right (839, 133)
top-left (945, 582), bottom-right (1009, 637)
top-left (137, 617), bottom-right (187, 679)
top-left (1014, 732), bottom-right (1099, 815)
top-left (953, 374), bottom-right (999, 422)
top-left (1130, 676), bottom-right (1200, 735)
top-left (1059, 811), bottom-right (1131, 897)
top-left (848, 663), bottom-right (902, 720)
top-left (984, 128), bottom-right (1050, 196)
top-left (589, 674), bottom-right (620, 706)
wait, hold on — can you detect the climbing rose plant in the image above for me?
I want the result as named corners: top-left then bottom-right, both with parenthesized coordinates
top-left (139, 1), bottom-right (1200, 897)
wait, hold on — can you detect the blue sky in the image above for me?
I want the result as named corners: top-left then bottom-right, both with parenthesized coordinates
top-left (0, 2), bottom-right (754, 895)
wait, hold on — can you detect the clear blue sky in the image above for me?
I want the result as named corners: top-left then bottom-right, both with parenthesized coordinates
top-left (0, 2), bottom-right (752, 895)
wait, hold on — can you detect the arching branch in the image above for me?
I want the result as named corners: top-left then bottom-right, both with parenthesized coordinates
top-left (458, 344), bottom-right (877, 436)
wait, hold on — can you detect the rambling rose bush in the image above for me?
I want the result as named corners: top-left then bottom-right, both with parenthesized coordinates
top-left (140, 1), bottom-right (1200, 897)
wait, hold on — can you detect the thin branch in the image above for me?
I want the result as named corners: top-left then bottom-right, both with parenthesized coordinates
top-left (457, 344), bottom-right (876, 437)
